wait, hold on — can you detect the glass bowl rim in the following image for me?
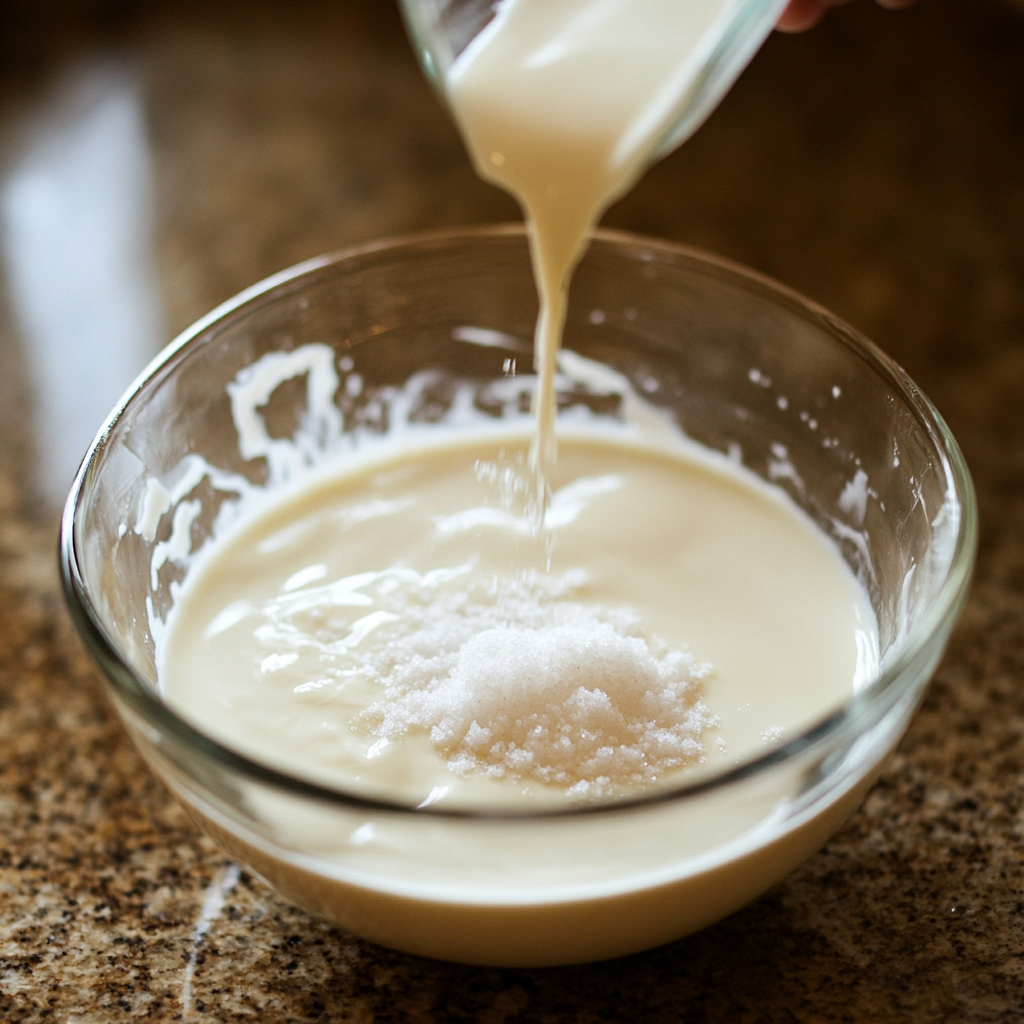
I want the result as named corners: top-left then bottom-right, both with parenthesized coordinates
top-left (60, 224), bottom-right (978, 821)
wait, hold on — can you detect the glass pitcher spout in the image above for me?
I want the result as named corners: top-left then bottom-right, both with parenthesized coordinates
top-left (399, 0), bottom-right (789, 165)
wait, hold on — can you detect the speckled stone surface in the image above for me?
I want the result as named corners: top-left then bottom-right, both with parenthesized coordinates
top-left (1, 0), bottom-right (1023, 1019)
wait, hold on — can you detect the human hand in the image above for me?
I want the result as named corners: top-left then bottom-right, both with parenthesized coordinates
top-left (777, 0), bottom-right (919, 33)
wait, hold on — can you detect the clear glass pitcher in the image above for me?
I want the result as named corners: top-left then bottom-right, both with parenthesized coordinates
top-left (399, 0), bottom-right (790, 162)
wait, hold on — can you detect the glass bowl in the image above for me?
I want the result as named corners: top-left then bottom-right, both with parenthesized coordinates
top-left (60, 226), bottom-right (976, 967)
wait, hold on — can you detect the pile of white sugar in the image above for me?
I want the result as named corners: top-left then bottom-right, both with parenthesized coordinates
top-left (345, 571), bottom-right (716, 797)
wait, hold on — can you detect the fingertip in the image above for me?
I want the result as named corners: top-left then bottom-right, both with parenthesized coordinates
top-left (776, 0), bottom-right (828, 33)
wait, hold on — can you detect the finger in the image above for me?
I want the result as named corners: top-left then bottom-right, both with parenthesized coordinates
top-left (776, 0), bottom-right (828, 32)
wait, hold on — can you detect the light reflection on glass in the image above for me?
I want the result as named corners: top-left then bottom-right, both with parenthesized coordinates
top-left (1, 59), bottom-right (164, 507)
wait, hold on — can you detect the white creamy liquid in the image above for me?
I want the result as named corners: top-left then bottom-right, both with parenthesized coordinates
top-left (158, 428), bottom-right (881, 964)
top-left (164, 432), bottom-right (875, 806)
top-left (447, 0), bottom-right (738, 477)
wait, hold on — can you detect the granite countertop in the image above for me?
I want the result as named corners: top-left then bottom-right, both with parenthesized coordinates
top-left (1, 0), bottom-right (1023, 1019)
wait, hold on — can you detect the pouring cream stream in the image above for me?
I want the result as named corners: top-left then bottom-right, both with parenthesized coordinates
top-left (444, 0), bottom-right (748, 484)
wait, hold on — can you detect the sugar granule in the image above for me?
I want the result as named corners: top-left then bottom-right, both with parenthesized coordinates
top-left (348, 571), bottom-right (715, 796)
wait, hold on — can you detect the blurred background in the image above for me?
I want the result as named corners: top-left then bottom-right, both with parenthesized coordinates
top-left (1, 2), bottom-right (1024, 1018)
